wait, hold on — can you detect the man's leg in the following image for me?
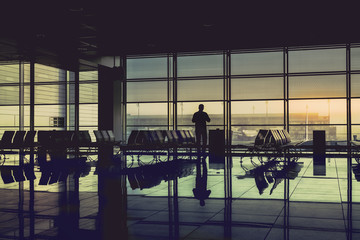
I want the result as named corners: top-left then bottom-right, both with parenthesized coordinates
top-left (195, 129), bottom-right (201, 146)
top-left (201, 130), bottom-right (207, 152)
top-left (202, 130), bottom-right (207, 146)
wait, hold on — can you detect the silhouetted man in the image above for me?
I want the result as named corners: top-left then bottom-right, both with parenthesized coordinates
top-left (193, 156), bottom-right (211, 206)
top-left (192, 104), bottom-right (210, 148)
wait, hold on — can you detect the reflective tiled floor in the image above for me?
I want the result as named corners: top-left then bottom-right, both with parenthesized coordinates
top-left (1, 156), bottom-right (360, 239)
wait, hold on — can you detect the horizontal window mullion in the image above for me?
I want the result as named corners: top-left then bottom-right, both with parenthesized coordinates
top-left (231, 73), bottom-right (284, 78)
top-left (289, 123), bottom-right (347, 126)
top-left (288, 44), bottom-right (347, 51)
top-left (289, 97), bottom-right (346, 100)
top-left (177, 76), bottom-right (224, 81)
top-left (126, 78), bottom-right (168, 82)
top-left (126, 101), bottom-right (168, 104)
top-left (288, 71), bottom-right (346, 76)
top-left (231, 124), bottom-right (285, 127)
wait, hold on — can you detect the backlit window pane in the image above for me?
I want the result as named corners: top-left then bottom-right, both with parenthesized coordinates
top-left (231, 51), bottom-right (283, 75)
top-left (127, 57), bottom-right (167, 79)
top-left (231, 77), bottom-right (283, 100)
top-left (80, 83), bottom-right (98, 103)
top-left (177, 54), bottom-right (223, 77)
top-left (351, 74), bottom-right (360, 97)
top-left (35, 84), bottom-right (66, 104)
top-left (127, 103), bottom-right (167, 126)
top-left (289, 75), bottom-right (346, 98)
top-left (0, 64), bottom-right (19, 83)
top-left (289, 99), bottom-right (346, 124)
top-left (231, 101), bottom-right (284, 125)
top-left (35, 105), bottom-right (66, 127)
top-left (178, 79), bottom-right (223, 101)
top-left (0, 86), bottom-right (19, 104)
top-left (127, 81), bottom-right (167, 102)
top-left (0, 106), bottom-right (19, 126)
top-left (289, 48), bottom-right (346, 73)
top-left (79, 104), bottom-right (98, 126)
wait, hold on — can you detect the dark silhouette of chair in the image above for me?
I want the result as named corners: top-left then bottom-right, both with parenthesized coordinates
top-left (101, 130), bottom-right (110, 142)
top-left (0, 131), bottom-right (15, 148)
top-left (127, 130), bottom-right (139, 145)
top-left (23, 163), bottom-right (36, 180)
top-left (0, 166), bottom-right (15, 184)
top-left (48, 170), bottom-right (60, 184)
top-left (12, 131), bottom-right (26, 147)
top-left (12, 166), bottom-right (26, 182)
top-left (39, 169), bottom-right (51, 185)
top-left (107, 130), bottom-right (115, 142)
top-left (93, 130), bottom-right (104, 143)
top-left (37, 131), bottom-right (51, 146)
top-left (71, 131), bottom-right (92, 146)
top-left (24, 131), bottom-right (37, 147)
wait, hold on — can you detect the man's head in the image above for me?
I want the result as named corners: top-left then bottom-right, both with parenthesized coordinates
top-left (199, 104), bottom-right (204, 111)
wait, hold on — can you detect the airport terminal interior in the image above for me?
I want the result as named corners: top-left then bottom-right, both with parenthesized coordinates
top-left (2, 3), bottom-right (360, 240)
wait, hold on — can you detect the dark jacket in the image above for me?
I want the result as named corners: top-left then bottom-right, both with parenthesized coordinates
top-left (192, 111), bottom-right (210, 129)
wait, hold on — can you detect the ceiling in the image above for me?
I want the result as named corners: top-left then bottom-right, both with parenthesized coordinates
top-left (1, 2), bottom-right (359, 71)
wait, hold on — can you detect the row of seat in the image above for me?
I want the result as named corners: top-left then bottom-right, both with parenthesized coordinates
top-left (127, 160), bottom-right (196, 190)
top-left (0, 130), bottom-right (119, 149)
top-left (0, 131), bottom-right (36, 148)
top-left (38, 158), bottom-right (91, 185)
top-left (0, 164), bottom-right (36, 184)
top-left (0, 160), bottom-right (92, 185)
top-left (254, 129), bottom-right (292, 148)
top-left (127, 130), bottom-right (195, 146)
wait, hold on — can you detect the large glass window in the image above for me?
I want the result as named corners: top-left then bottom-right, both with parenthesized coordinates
top-left (78, 70), bottom-right (98, 133)
top-left (231, 101), bottom-right (284, 125)
top-left (177, 79), bottom-right (223, 101)
top-left (34, 84), bottom-right (66, 104)
top-left (79, 83), bottom-right (98, 103)
top-left (126, 56), bottom-right (170, 140)
top-left (231, 77), bottom-right (283, 100)
top-left (289, 75), bottom-right (346, 98)
top-left (0, 85), bottom-right (19, 105)
top-left (127, 103), bottom-right (168, 126)
top-left (351, 99), bottom-right (360, 124)
top-left (24, 64), bottom-right (67, 129)
top-left (177, 54), bottom-right (223, 77)
top-left (127, 80), bottom-right (167, 102)
top-left (288, 48), bottom-right (346, 73)
top-left (351, 46), bottom-right (360, 70)
top-left (0, 64), bottom-right (21, 131)
top-left (289, 99), bottom-right (346, 141)
top-left (351, 74), bottom-right (360, 97)
top-left (0, 64), bottom-right (19, 83)
top-left (231, 51), bottom-right (283, 75)
top-left (0, 106), bottom-right (20, 126)
top-left (127, 57), bottom-right (168, 79)
top-left (289, 99), bottom-right (346, 124)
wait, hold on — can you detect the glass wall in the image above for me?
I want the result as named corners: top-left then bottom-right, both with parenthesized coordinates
top-left (1, 45), bottom-right (357, 145)
top-left (0, 64), bottom-right (21, 135)
top-left (288, 46), bottom-right (347, 141)
top-left (79, 70), bottom-right (98, 141)
top-left (125, 46), bottom-right (355, 143)
top-left (231, 49), bottom-right (284, 144)
top-left (126, 56), bottom-right (171, 138)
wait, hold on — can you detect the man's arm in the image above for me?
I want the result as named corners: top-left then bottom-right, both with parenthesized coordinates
top-left (192, 113), bottom-right (197, 123)
top-left (205, 113), bottom-right (210, 122)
